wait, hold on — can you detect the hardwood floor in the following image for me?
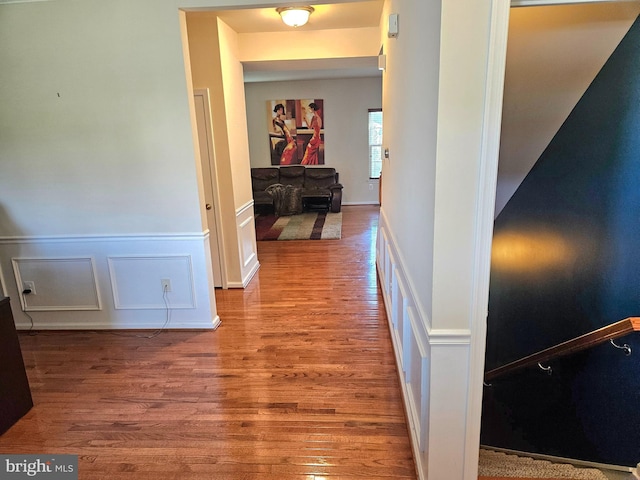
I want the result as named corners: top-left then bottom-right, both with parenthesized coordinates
top-left (0, 205), bottom-right (417, 479)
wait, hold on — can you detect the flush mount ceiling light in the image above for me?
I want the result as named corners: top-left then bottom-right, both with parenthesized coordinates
top-left (276, 6), bottom-right (314, 27)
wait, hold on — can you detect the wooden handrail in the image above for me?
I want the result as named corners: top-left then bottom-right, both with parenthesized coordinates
top-left (485, 317), bottom-right (640, 382)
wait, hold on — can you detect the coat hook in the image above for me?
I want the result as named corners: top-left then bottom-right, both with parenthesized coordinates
top-left (610, 339), bottom-right (631, 356)
top-left (538, 362), bottom-right (552, 375)
top-left (483, 381), bottom-right (492, 387)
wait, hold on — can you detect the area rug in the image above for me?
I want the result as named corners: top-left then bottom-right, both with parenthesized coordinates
top-left (255, 211), bottom-right (342, 241)
top-left (478, 449), bottom-right (608, 480)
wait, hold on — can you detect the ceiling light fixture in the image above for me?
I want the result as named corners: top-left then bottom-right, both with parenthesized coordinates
top-left (276, 6), bottom-right (314, 28)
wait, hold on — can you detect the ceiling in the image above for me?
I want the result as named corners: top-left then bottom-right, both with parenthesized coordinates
top-left (211, 1), bottom-right (385, 82)
top-left (214, 1), bottom-right (383, 33)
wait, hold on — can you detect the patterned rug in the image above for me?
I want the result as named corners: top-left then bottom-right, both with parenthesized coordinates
top-left (255, 211), bottom-right (342, 241)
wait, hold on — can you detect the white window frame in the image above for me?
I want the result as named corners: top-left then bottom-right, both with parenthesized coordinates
top-left (368, 109), bottom-right (383, 179)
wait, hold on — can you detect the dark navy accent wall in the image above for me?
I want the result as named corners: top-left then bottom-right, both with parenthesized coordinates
top-left (482, 15), bottom-right (640, 467)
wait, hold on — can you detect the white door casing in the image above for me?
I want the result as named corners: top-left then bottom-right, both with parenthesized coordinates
top-left (194, 89), bottom-right (226, 289)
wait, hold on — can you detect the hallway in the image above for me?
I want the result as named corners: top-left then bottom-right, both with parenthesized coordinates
top-left (0, 205), bottom-right (417, 479)
top-left (213, 204), bottom-right (416, 478)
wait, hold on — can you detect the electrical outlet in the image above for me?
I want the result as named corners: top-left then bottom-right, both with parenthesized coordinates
top-left (23, 281), bottom-right (36, 295)
top-left (161, 278), bottom-right (172, 293)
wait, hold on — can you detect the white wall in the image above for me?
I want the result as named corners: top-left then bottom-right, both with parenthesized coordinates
top-left (244, 76), bottom-right (382, 205)
top-left (238, 27), bottom-right (380, 62)
top-left (0, 0), bottom-right (202, 237)
top-left (377, 0), bottom-right (507, 479)
top-left (218, 19), bottom-right (255, 209)
top-left (0, 0), bottom-right (218, 328)
top-left (495, 2), bottom-right (640, 215)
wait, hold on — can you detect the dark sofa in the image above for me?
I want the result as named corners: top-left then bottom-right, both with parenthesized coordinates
top-left (251, 166), bottom-right (343, 213)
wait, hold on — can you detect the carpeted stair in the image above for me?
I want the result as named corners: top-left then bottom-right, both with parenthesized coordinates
top-left (479, 449), bottom-right (609, 479)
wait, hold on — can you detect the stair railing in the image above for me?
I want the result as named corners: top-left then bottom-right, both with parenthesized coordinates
top-left (484, 317), bottom-right (640, 383)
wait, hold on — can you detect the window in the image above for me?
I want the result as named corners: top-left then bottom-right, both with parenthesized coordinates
top-left (368, 109), bottom-right (383, 179)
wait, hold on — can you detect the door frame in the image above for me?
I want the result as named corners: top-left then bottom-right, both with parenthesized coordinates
top-left (194, 88), bottom-right (228, 289)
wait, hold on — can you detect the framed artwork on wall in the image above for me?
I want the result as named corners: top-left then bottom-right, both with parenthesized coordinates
top-left (267, 99), bottom-right (324, 165)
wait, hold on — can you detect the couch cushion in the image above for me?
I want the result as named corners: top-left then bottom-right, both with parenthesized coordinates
top-left (304, 167), bottom-right (337, 190)
top-left (251, 168), bottom-right (280, 192)
top-left (301, 188), bottom-right (331, 199)
top-left (279, 166), bottom-right (305, 187)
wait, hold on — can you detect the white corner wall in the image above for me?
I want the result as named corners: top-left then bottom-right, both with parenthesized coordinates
top-left (218, 18), bottom-right (255, 210)
top-left (217, 17), bottom-right (260, 286)
top-left (377, 0), bottom-right (508, 479)
top-left (244, 76), bottom-right (382, 205)
top-left (0, 0), bottom-right (218, 328)
top-left (184, 12), bottom-right (259, 288)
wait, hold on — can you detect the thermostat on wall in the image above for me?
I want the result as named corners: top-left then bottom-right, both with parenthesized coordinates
top-left (388, 13), bottom-right (398, 38)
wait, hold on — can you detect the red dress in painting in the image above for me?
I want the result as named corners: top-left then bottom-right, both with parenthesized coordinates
top-left (301, 110), bottom-right (322, 165)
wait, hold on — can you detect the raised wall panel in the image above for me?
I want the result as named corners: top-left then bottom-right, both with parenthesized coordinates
top-left (0, 233), bottom-right (216, 330)
top-left (392, 271), bottom-right (409, 371)
top-left (384, 243), bottom-right (393, 297)
top-left (385, 246), bottom-right (395, 297)
top-left (108, 255), bottom-right (195, 309)
top-left (391, 270), bottom-right (399, 329)
top-left (239, 217), bottom-right (256, 269)
top-left (406, 306), bottom-right (430, 452)
top-left (381, 229), bottom-right (389, 279)
top-left (398, 275), bottom-right (412, 372)
top-left (236, 202), bottom-right (260, 288)
top-left (12, 257), bottom-right (101, 311)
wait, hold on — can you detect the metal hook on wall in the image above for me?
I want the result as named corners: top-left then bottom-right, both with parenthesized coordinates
top-left (538, 362), bottom-right (552, 375)
top-left (610, 339), bottom-right (632, 356)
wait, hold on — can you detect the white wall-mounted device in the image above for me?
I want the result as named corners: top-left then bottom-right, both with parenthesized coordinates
top-left (388, 13), bottom-right (399, 38)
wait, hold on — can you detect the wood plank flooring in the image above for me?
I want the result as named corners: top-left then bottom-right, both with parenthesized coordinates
top-left (0, 205), bottom-right (418, 480)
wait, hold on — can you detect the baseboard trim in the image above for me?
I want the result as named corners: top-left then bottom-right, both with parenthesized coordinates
top-left (242, 261), bottom-right (260, 287)
top-left (225, 262), bottom-right (260, 289)
top-left (342, 201), bottom-right (380, 206)
top-left (481, 445), bottom-right (635, 473)
top-left (15, 318), bottom-right (219, 330)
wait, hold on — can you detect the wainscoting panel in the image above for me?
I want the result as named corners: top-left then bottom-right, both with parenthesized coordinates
top-left (391, 269), bottom-right (408, 371)
top-left (377, 209), bottom-right (473, 480)
top-left (108, 255), bottom-right (195, 309)
top-left (384, 243), bottom-right (395, 299)
top-left (379, 228), bottom-right (390, 297)
top-left (236, 201), bottom-right (260, 288)
top-left (376, 221), bottom-right (384, 262)
top-left (406, 305), bottom-right (430, 452)
top-left (12, 257), bottom-right (101, 311)
top-left (0, 233), bottom-right (218, 330)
